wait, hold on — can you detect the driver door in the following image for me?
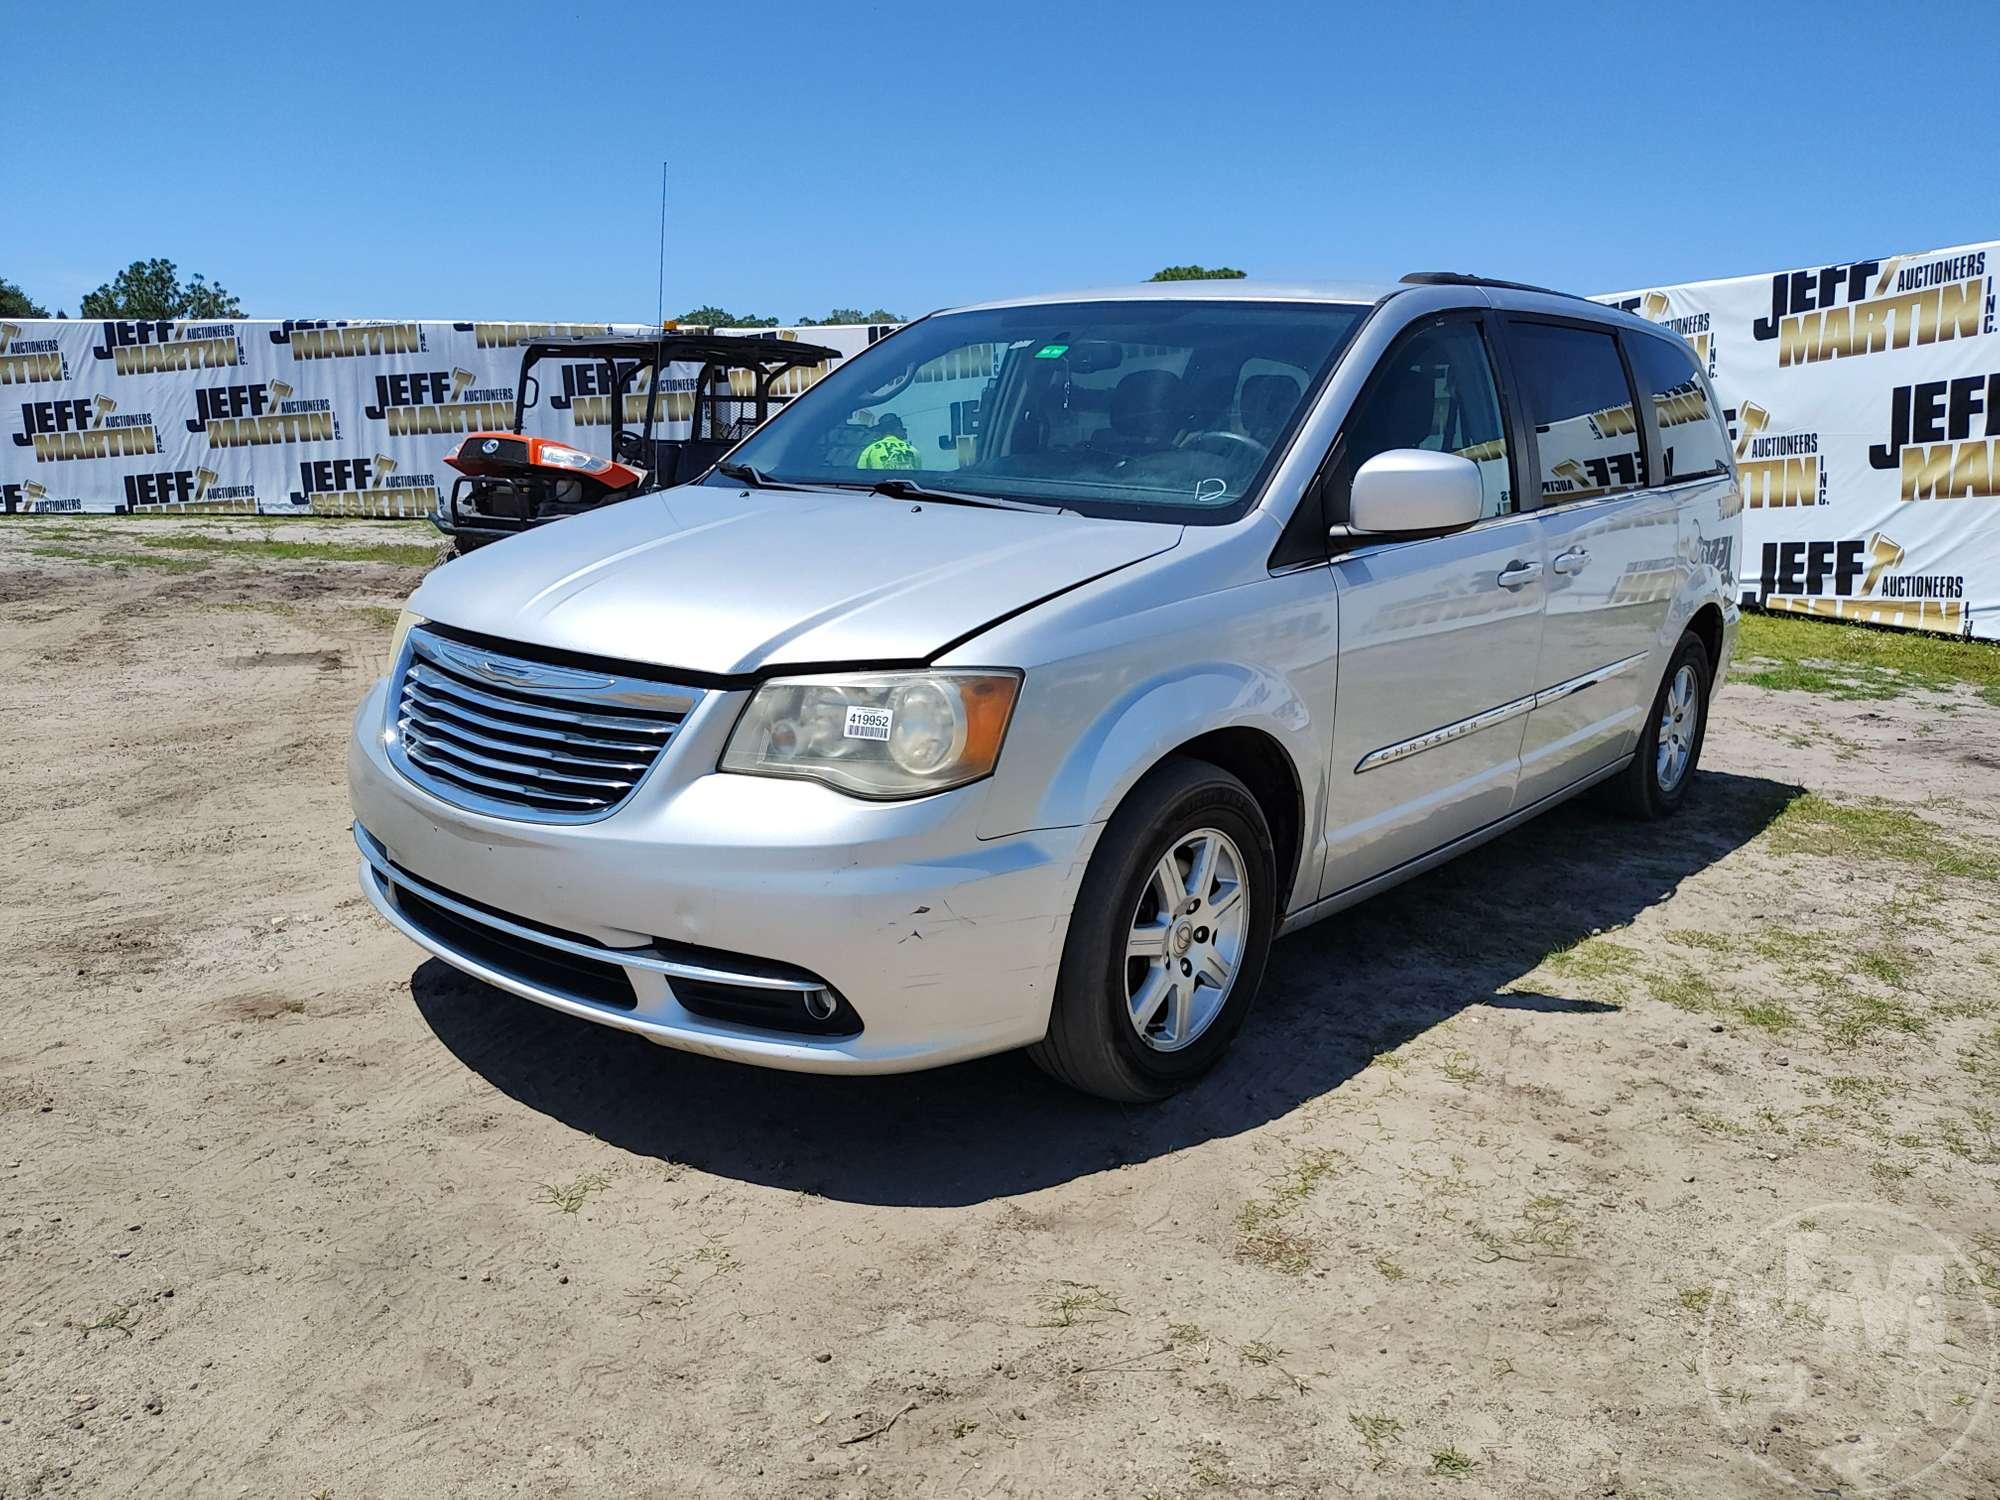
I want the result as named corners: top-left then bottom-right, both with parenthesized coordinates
top-left (1319, 312), bottom-right (1548, 900)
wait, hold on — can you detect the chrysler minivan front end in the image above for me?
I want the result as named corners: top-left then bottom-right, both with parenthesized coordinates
top-left (351, 278), bottom-right (1737, 1102)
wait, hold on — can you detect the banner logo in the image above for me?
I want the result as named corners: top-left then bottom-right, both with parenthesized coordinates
top-left (1752, 251), bottom-right (1992, 368)
top-left (269, 319), bottom-right (427, 358)
top-left (1543, 449), bottom-right (1642, 500)
top-left (121, 467), bottom-right (257, 512)
top-left (92, 319), bottom-right (244, 374)
top-left (1749, 530), bottom-right (1966, 632)
top-left (0, 323), bottom-right (67, 384)
top-left (1608, 291), bottom-right (1716, 375)
top-left (1729, 402), bottom-right (1824, 508)
top-left (546, 359), bottom-right (695, 428)
top-left (4, 479), bottom-right (82, 513)
top-left (12, 394), bottom-right (162, 462)
top-left (451, 321), bottom-right (614, 349)
top-left (1868, 371), bottom-right (1999, 502)
top-left (288, 453), bottom-right (440, 517)
top-left (363, 368), bottom-right (513, 434)
top-left (185, 380), bottom-right (339, 447)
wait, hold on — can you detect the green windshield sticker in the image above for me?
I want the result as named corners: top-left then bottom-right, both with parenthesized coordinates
top-left (1033, 343), bottom-right (1069, 359)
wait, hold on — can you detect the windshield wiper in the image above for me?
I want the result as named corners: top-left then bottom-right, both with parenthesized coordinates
top-left (862, 478), bottom-right (1069, 515)
top-left (715, 461), bottom-right (814, 492)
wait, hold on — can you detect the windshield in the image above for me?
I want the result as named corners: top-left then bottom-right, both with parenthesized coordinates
top-left (711, 299), bottom-right (1369, 521)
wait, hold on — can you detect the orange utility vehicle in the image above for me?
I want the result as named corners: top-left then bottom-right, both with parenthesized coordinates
top-left (437, 331), bottom-right (840, 549)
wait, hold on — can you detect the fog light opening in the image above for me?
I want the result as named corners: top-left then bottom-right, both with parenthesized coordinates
top-left (802, 988), bottom-right (838, 1023)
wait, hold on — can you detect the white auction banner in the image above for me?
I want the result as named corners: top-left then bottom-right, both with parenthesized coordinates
top-left (1596, 239), bottom-right (1998, 639)
top-left (0, 318), bottom-right (883, 520)
top-left (6, 247), bottom-right (1997, 641)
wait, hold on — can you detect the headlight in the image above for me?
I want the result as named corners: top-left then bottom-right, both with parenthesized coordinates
top-left (721, 670), bottom-right (1021, 799)
top-left (389, 606), bottom-right (425, 661)
top-left (537, 442), bottom-right (612, 474)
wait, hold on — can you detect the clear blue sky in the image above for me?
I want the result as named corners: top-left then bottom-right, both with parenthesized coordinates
top-left (8, 0), bottom-right (1994, 322)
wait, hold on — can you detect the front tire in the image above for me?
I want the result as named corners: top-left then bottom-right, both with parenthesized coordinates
top-left (1608, 630), bottom-right (1711, 819)
top-left (1029, 758), bottom-right (1277, 1102)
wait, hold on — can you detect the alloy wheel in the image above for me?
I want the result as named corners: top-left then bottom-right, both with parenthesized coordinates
top-left (1656, 663), bottom-right (1699, 792)
top-left (1123, 827), bottom-right (1249, 1052)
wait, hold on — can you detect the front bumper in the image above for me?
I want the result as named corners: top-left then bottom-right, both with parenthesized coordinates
top-left (349, 679), bottom-right (1095, 1073)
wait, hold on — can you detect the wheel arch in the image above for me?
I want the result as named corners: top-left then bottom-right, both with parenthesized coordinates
top-left (1159, 727), bottom-right (1307, 913)
top-left (1686, 600), bottom-right (1725, 675)
top-left (980, 659), bottom-right (1322, 914)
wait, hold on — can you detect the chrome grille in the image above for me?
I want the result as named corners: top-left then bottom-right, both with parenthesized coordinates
top-left (389, 629), bottom-right (701, 821)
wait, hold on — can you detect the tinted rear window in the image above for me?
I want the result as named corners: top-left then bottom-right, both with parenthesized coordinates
top-left (1507, 321), bottom-right (1646, 503)
top-left (1625, 334), bottom-right (1731, 482)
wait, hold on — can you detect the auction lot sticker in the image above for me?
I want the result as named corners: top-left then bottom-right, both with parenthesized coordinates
top-left (1698, 1203), bottom-right (1996, 1492)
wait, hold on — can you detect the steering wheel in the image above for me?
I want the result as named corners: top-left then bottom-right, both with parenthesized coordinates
top-left (612, 428), bottom-right (650, 465)
top-left (1174, 428), bottom-right (1268, 462)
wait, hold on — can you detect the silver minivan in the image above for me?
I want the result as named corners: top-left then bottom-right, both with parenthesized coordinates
top-left (349, 275), bottom-right (1740, 1101)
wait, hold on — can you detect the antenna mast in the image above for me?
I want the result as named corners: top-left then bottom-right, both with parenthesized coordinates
top-left (654, 161), bottom-right (669, 327)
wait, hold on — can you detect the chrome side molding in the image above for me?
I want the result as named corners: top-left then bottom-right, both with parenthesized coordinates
top-left (1355, 651), bottom-right (1649, 773)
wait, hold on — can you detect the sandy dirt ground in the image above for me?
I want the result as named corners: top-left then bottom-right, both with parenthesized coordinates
top-left (2, 517), bottom-right (1997, 1499)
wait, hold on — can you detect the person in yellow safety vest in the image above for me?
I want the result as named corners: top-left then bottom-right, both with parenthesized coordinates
top-left (855, 412), bottom-right (921, 470)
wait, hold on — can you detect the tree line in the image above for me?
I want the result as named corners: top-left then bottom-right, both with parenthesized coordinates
top-left (3, 262), bottom-right (1248, 324)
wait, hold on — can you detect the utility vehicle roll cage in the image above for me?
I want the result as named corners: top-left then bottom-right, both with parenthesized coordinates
top-left (434, 329), bottom-right (841, 546)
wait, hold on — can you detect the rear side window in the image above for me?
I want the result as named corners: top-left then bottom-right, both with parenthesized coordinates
top-left (1507, 321), bottom-right (1647, 503)
top-left (1342, 320), bottom-right (1514, 518)
top-left (1625, 334), bottom-right (1731, 482)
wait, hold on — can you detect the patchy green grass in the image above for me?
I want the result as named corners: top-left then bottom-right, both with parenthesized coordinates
top-left (1515, 1194), bottom-right (1579, 1254)
top-left (78, 1304), bottom-right (136, 1337)
top-left (1438, 1051), bottom-right (1483, 1086)
top-left (536, 1171), bottom-right (609, 1214)
top-left (1544, 935), bottom-right (1643, 1004)
top-left (1643, 967), bottom-right (1797, 1032)
top-left (1666, 929), bottom-right (1735, 954)
top-left (137, 532), bottom-right (438, 567)
top-left (1033, 1281), bottom-right (1125, 1329)
top-left (1547, 936), bottom-right (1643, 980)
top-left (3, 512), bottom-right (433, 531)
top-left (1736, 609), bottom-right (2000, 706)
top-left (1349, 1412), bottom-right (1403, 1470)
top-left (1822, 985), bottom-right (1929, 1048)
top-left (1235, 1147), bottom-right (1342, 1274)
top-left (1766, 794), bottom-right (1996, 882)
top-left (349, 604), bottom-right (402, 631)
top-left (1429, 1447), bottom-right (1476, 1479)
top-left (1685, 1107), bottom-right (1750, 1139)
top-left (1960, 1027), bottom-right (2000, 1088)
top-left (30, 544), bottom-right (204, 572)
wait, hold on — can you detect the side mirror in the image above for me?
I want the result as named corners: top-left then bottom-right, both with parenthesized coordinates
top-left (1348, 449), bottom-right (1484, 535)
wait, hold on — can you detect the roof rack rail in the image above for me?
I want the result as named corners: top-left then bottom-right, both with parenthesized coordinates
top-left (1399, 271), bottom-right (1587, 301)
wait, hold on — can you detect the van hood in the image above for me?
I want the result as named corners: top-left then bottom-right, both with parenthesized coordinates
top-left (413, 484), bottom-right (1181, 677)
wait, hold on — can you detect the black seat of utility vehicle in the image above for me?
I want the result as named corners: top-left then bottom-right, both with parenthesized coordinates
top-left (647, 438), bottom-right (737, 486)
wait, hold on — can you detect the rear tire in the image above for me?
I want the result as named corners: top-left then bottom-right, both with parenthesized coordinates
top-left (1029, 758), bottom-right (1277, 1102)
top-left (1607, 630), bottom-right (1711, 819)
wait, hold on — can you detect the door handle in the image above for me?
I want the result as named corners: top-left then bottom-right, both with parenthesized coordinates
top-left (1496, 559), bottom-right (1543, 589)
top-left (1552, 548), bottom-right (1591, 576)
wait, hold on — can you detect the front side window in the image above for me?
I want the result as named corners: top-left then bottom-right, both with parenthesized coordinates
top-left (716, 300), bottom-right (1368, 522)
top-left (1507, 321), bottom-right (1647, 503)
top-left (1341, 320), bottom-right (1514, 518)
top-left (1625, 333), bottom-right (1731, 482)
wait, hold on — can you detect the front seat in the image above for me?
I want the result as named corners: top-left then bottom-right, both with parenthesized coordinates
top-left (1365, 362), bottom-right (1443, 453)
top-left (1096, 369), bottom-right (1188, 455)
top-left (1238, 373), bottom-right (1304, 447)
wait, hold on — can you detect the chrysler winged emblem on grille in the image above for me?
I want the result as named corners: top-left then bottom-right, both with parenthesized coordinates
top-left (426, 636), bottom-right (615, 692)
